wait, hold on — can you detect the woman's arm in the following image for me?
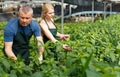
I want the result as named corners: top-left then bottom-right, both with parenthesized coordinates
top-left (40, 21), bottom-right (58, 43)
top-left (40, 20), bottom-right (71, 51)
top-left (56, 32), bottom-right (70, 40)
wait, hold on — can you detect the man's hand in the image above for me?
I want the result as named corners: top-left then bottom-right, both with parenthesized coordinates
top-left (11, 56), bottom-right (17, 61)
top-left (38, 55), bottom-right (43, 64)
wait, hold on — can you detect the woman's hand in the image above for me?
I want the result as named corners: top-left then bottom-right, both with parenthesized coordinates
top-left (62, 44), bottom-right (72, 51)
top-left (59, 34), bottom-right (70, 40)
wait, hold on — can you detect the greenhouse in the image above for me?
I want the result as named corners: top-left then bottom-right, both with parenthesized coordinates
top-left (0, 0), bottom-right (120, 77)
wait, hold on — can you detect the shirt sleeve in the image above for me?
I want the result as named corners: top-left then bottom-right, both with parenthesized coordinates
top-left (32, 21), bottom-right (41, 37)
top-left (4, 18), bottom-right (18, 42)
top-left (4, 26), bottom-right (14, 42)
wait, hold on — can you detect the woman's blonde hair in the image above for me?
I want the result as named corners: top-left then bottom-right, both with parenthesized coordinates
top-left (41, 3), bottom-right (54, 19)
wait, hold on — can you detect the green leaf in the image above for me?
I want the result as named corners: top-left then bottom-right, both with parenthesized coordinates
top-left (86, 69), bottom-right (101, 77)
top-left (31, 72), bottom-right (43, 77)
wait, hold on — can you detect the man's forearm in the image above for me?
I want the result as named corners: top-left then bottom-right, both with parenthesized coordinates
top-left (4, 42), bottom-right (17, 60)
top-left (37, 39), bottom-right (44, 64)
top-left (37, 39), bottom-right (44, 55)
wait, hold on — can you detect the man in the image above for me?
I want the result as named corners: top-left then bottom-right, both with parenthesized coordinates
top-left (3, 5), bottom-right (44, 65)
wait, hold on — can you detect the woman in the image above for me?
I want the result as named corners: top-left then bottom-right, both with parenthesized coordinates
top-left (40, 3), bottom-right (71, 60)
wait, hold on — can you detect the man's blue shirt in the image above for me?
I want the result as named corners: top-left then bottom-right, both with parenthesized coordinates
top-left (4, 18), bottom-right (41, 42)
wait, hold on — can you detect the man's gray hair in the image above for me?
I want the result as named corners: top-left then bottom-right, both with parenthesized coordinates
top-left (19, 5), bottom-right (33, 14)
